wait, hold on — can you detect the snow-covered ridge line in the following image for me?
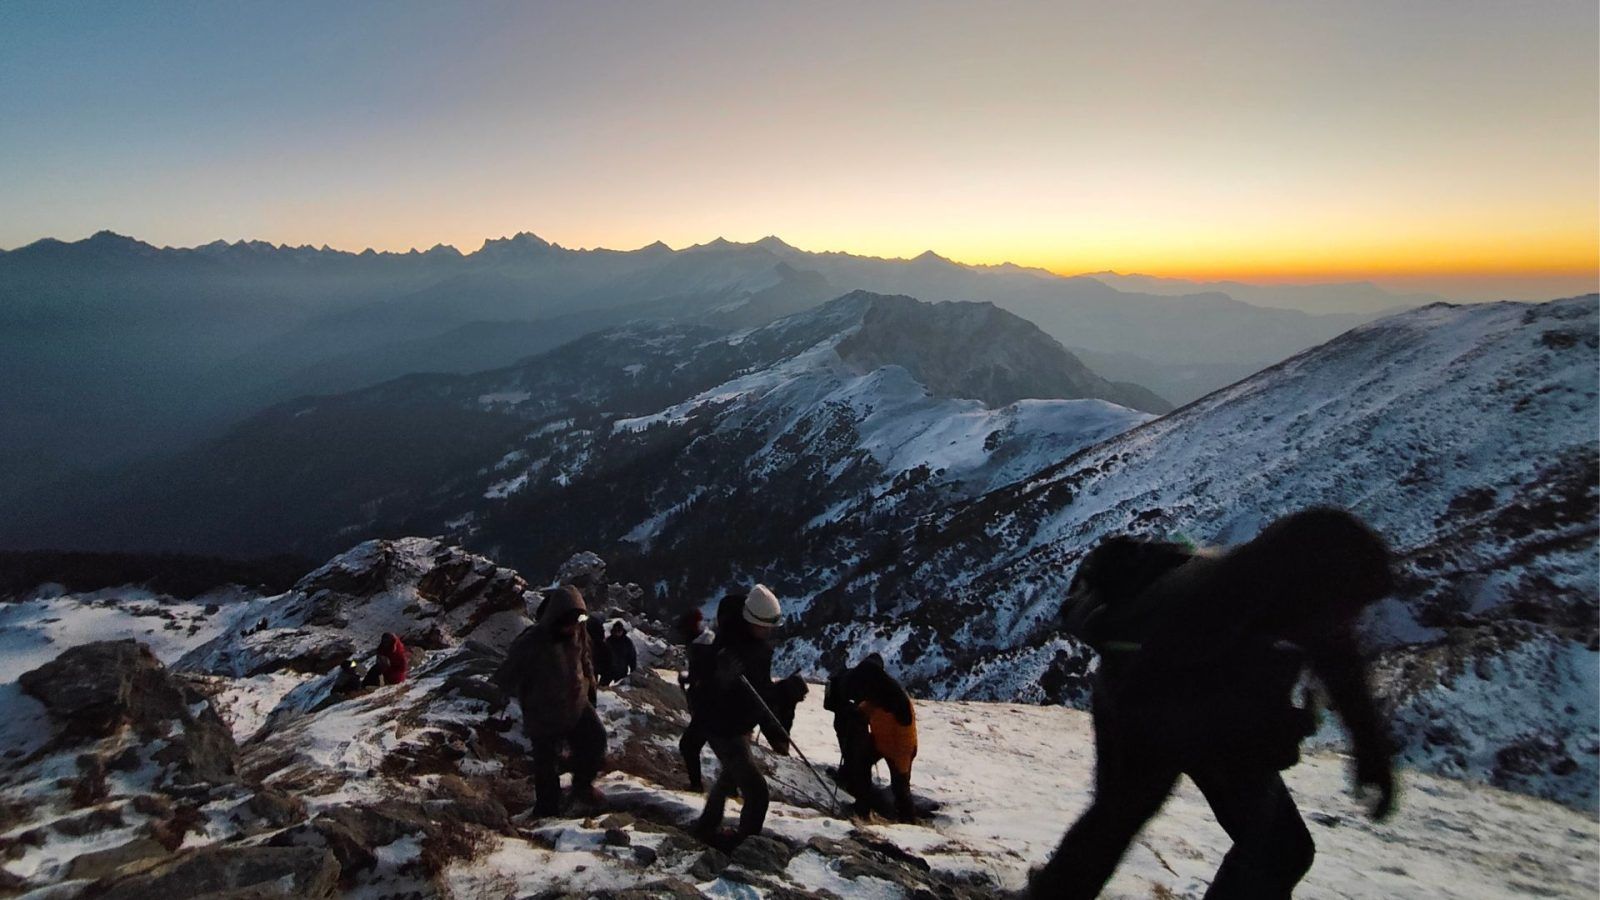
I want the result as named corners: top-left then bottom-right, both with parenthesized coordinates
top-left (786, 295), bottom-right (1599, 811)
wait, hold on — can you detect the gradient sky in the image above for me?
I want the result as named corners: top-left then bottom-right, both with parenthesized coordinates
top-left (1, 1), bottom-right (1595, 300)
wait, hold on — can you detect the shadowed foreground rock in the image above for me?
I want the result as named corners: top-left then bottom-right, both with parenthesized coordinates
top-left (93, 845), bottom-right (339, 899)
top-left (18, 639), bottom-right (237, 785)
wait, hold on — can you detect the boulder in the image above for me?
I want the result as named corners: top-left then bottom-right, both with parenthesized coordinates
top-left (93, 845), bottom-right (338, 900)
top-left (18, 641), bottom-right (238, 786)
top-left (555, 552), bottom-right (607, 589)
top-left (245, 789), bottom-right (305, 828)
top-left (269, 801), bottom-right (436, 878)
top-left (65, 836), bottom-right (170, 881)
top-left (730, 834), bottom-right (793, 874)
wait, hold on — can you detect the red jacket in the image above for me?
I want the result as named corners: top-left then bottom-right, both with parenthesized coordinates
top-left (374, 632), bottom-right (409, 685)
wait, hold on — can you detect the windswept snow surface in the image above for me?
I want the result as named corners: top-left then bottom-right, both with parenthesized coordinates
top-left (775, 687), bottom-right (1598, 898)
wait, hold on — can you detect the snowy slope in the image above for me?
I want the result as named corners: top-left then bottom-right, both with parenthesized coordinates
top-left (458, 294), bottom-right (1153, 610)
top-left (0, 537), bottom-right (1592, 899)
top-left (785, 295), bottom-right (1599, 810)
top-left (47, 293), bottom-right (1155, 613)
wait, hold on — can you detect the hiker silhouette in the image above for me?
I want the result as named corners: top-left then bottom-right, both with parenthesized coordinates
top-left (1033, 508), bottom-right (1398, 899)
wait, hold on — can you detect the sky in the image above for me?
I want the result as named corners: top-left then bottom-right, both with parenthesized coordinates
top-left (1, 1), bottom-right (1595, 301)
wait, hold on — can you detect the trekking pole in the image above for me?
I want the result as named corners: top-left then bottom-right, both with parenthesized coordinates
top-left (738, 675), bottom-right (841, 808)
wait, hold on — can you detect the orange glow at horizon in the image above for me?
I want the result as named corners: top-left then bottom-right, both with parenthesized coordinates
top-left (7, 4), bottom-right (1593, 304)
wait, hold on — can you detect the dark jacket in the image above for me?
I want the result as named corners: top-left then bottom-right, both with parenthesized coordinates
top-left (494, 586), bottom-right (598, 739)
top-left (587, 616), bottom-right (617, 684)
top-left (1067, 508), bottom-right (1395, 776)
top-left (697, 594), bottom-right (777, 737)
top-left (605, 633), bottom-right (638, 680)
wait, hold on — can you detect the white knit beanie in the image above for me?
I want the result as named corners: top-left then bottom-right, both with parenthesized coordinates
top-left (743, 584), bottom-right (782, 626)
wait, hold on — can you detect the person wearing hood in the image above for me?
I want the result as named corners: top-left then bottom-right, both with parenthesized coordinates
top-left (494, 585), bottom-right (607, 816)
top-left (827, 654), bottom-right (919, 821)
top-left (587, 611), bottom-right (619, 686)
top-left (362, 632), bottom-right (409, 687)
top-left (679, 601), bottom-right (726, 791)
top-left (1032, 508), bottom-right (1397, 899)
top-left (692, 584), bottom-right (785, 843)
top-left (605, 621), bottom-right (638, 684)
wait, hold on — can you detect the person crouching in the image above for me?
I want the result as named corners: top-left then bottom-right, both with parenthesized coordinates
top-left (827, 653), bottom-right (918, 821)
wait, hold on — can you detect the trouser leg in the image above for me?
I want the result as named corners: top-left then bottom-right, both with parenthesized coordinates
top-left (839, 723), bottom-right (877, 815)
top-left (699, 734), bottom-right (769, 838)
top-left (728, 738), bottom-right (770, 837)
top-left (1191, 767), bottom-right (1314, 900)
top-left (531, 735), bottom-right (563, 815)
top-left (1030, 715), bottom-right (1179, 899)
top-left (695, 736), bottom-right (736, 834)
top-left (889, 765), bottom-right (915, 821)
top-left (681, 719), bottom-right (709, 791)
top-left (568, 705), bottom-right (607, 791)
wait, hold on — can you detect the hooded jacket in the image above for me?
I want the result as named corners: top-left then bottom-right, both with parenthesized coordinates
top-left (364, 632), bottom-right (409, 686)
top-left (833, 657), bottom-right (917, 775)
top-left (495, 586), bottom-right (598, 738)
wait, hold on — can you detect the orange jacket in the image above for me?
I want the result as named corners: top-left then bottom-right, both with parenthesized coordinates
top-left (860, 699), bottom-right (917, 776)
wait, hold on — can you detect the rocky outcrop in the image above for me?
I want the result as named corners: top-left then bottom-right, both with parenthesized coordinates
top-left (177, 538), bottom-right (538, 678)
top-left (555, 550), bottom-right (646, 615)
top-left (92, 845), bottom-right (339, 899)
top-left (19, 640), bottom-right (237, 786)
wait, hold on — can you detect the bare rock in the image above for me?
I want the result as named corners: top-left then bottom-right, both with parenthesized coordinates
top-left (729, 834), bottom-right (793, 874)
top-left (19, 641), bottom-right (238, 786)
top-left (93, 845), bottom-right (338, 900)
top-left (65, 836), bottom-right (170, 881)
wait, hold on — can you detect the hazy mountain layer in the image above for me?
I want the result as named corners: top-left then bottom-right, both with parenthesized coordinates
top-left (2, 231), bottom-right (1401, 498)
top-left (4, 294), bottom-right (1154, 606)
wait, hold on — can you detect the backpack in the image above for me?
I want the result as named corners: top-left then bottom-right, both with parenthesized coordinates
top-left (683, 629), bottom-right (718, 709)
top-left (1065, 509), bottom-right (1392, 770)
top-left (1060, 536), bottom-right (1196, 653)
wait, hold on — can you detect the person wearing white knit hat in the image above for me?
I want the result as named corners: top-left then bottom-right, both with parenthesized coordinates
top-left (742, 583), bottom-right (782, 634)
top-left (692, 583), bottom-right (787, 843)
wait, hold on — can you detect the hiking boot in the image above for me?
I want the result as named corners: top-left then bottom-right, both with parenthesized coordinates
top-left (692, 823), bottom-right (742, 851)
top-left (567, 784), bottom-right (606, 813)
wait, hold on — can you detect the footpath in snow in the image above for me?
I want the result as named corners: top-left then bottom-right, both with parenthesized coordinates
top-left (771, 689), bottom-right (1598, 898)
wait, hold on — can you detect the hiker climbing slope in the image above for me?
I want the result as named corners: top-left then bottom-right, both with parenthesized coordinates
top-left (826, 653), bottom-right (919, 821)
top-left (679, 599), bottom-right (727, 792)
top-left (605, 621), bottom-right (638, 684)
top-left (495, 586), bottom-right (608, 816)
top-left (692, 584), bottom-right (786, 843)
top-left (1032, 507), bottom-right (1398, 899)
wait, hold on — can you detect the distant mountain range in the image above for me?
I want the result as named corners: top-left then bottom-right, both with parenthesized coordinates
top-left (1, 230), bottom-right (1423, 503)
top-left (1085, 271), bottom-right (1443, 315)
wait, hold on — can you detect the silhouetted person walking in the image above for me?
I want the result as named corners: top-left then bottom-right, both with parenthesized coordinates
top-left (1032, 508), bottom-right (1397, 899)
top-left (605, 621), bottom-right (638, 683)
